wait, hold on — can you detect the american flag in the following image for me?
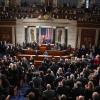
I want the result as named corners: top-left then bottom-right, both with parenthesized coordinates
top-left (41, 28), bottom-right (52, 43)
top-left (41, 28), bottom-right (52, 39)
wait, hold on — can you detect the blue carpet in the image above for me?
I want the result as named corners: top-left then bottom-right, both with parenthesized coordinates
top-left (10, 84), bottom-right (30, 100)
top-left (10, 96), bottom-right (25, 100)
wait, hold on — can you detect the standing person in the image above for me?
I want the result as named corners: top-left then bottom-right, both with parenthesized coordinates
top-left (43, 84), bottom-right (56, 100)
top-left (94, 55), bottom-right (100, 68)
top-left (32, 72), bottom-right (42, 92)
top-left (44, 69), bottom-right (55, 86)
top-left (92, 92), bottom-right (100, 100)
top-left (85, 81), bottom-right (94, 100)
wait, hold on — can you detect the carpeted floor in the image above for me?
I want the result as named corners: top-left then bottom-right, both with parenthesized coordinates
top-left (10, 84), bottom-right (30, 100)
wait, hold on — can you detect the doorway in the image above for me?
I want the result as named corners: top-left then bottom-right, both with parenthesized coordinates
top-left (81, 29), bottom-right (96, 48)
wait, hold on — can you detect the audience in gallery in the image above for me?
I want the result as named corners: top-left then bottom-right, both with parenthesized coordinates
top-left (0, 41), bottom-right (100, 100)
top-left (0, 3), bottom-right (100, 22)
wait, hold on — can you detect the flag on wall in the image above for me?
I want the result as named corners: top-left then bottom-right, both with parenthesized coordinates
top-left (41, 28), bottom-right (52, 44)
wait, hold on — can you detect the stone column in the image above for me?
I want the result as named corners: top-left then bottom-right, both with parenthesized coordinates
top-left (65, 27), bottom-right (68, 47)
top-left (9, 0), bottom-right (21, 6)
top-left (27, 27), bottom-right (31, 43)
top-left (77, 0), bottom-right (85, 8)
top-left (12, 26), bottom-right (16, 45)
top-left (16, 0), bottom-right (21, 6)
top-left (67, 23), bottom-right (77, 48)
top-left (36, 27), bottom-right (39, 43)
top-left (41, 0), bottom-right (45, 5)
top-left (9, 0), bottom-right (15, 6)
top-left (39, 26), bottom-right (41, 45)
top-left (24, 26), bottom-right (28, 44)
top-left (95, 29), bottom-right (99, 46)
top-left (53, 0), bottom-right (57, 7)
top-left (77, 28), bottom-right (82, 48)
top-left (5, 0), bottom-right (9, 6)
top-left (52, 27), bottom-right (56, 44)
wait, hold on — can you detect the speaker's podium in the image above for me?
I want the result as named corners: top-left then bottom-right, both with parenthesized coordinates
top-left (39, 44), bottom-right (47, 53)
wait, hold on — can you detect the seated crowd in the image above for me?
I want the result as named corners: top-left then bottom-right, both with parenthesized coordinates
top-left (0, 41), bottom-right (100, 100)
top-left (0, 4), bottom-right (100, 22)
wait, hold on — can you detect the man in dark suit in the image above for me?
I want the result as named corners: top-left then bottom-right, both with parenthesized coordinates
top-left (44, 69), bottom-right (55, 85)
top-left (70, 81), bottom-right (85, 99)
top-left (32, 72), bottom-right (42, 91)
top-left (43, 84), bottom-right (56, 100)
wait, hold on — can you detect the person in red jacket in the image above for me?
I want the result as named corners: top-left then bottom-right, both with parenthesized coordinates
top-left (94, 55), bottom-right (100, 68)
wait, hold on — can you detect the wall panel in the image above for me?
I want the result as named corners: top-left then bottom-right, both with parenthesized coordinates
top-left (0, 27), bottom-right (12, 43)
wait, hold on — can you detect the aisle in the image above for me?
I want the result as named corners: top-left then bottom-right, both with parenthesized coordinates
top-left (10, 84), bottom-right (30, 100)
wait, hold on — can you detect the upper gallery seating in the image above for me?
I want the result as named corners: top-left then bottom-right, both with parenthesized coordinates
top-left (0, 5), bottom-right (100, 23)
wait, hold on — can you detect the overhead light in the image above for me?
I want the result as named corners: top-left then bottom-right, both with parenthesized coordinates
top-left (65, 27), bottom-right (68, 29)
top-left (24, 26), bottom-right (27, 28)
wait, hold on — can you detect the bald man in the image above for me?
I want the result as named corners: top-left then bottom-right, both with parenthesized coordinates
top-left (92, 92), bottom-right (100, 100)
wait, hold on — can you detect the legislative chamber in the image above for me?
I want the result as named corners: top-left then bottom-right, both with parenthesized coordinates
top-left (0, 0), bottom-right (100, 100)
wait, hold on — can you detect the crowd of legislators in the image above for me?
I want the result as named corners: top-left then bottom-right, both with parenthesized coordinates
top-left (0, 3), bottom-right (100, 22)
top-left (0, 41), bottom-right (100, 100)
top-left (0, 41), bottom-right (70, 56)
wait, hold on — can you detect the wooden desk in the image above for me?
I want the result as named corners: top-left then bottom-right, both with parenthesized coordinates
top-left (34, 60), bottom-right (42, 67)
top-left (17, 54), bottom-right (52, 61)
top-left (39, 46), bottom-right (47, 53)
top-left (35, 55), bottom-right (52, 61)
top-left (17, 54), bottom-right (70, 61)
top-left (22, 49), bottom-right (67, 56)
top-left (22, 49), bottom-right (41, 55)
top-left (17, 54), bottom-right (70, 67)
top-left (17, 54), bottom-right (36, 59)
top-left (47, 50), bottom-right (67, 56)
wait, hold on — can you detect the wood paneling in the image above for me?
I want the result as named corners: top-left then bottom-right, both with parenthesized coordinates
top-left (81, 29), bottom-right (96, 48)
top-left (0, 27), bottom-right (12, 43)
top-left (77, 22), bottom-right (100, 28)
top-left (0, 21), bottom-right (16, 25)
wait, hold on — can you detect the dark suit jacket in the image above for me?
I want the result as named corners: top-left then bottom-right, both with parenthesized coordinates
top-left (43, 89), bottom-right (55, 100)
